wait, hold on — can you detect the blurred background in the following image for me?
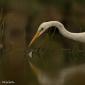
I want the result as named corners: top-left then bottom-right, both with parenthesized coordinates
top-left (0, 0), bottom-right (85, 85)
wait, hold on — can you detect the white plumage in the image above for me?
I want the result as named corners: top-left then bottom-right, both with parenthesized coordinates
top-left (29, 21), bottom-right (85, 46)
top-left (38, 21), bottom-right (85, 43)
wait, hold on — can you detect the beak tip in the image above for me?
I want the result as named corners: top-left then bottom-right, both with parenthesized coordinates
top-left (29, 32), bottom-right (40, 47)
top-left (28, 31), bottom-right (40, 48)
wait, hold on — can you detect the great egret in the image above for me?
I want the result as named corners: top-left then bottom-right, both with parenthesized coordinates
top-left (28, 21), bottom-right (85, 85)
top-left (29, 21), bottom-right (85, 46)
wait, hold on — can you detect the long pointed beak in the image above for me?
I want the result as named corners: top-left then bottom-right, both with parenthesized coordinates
top-left (29, 31), bottom-right (40, 47)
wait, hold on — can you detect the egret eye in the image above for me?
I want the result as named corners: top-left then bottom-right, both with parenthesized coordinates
top-left (40, 28), bottom-right (44, 31)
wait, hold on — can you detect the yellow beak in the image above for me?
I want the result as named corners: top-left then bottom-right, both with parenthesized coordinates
top-left (29, 31), bottom-right (40, 47)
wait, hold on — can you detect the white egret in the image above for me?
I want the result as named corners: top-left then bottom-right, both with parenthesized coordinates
top-left (29, 21), bottom-right (85, 46)
top-left (28, 21), bottom-right (85, 85)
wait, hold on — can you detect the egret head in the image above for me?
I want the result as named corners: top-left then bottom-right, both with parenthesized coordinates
top-left (29, 21), bottom-right (63, 47)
